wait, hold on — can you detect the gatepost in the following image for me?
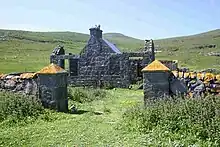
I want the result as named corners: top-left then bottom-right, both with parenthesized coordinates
top-left (141, 60), bottom-right (171, 104)
top-left (37, 63), bottom-right (68, 112)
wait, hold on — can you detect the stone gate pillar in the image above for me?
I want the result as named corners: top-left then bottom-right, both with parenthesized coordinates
top-left (37, 64), bottom-right (68, 112)
top-left (141, 60), bottom-right (171, 104)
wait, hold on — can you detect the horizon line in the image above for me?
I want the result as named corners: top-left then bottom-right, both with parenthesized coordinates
top-left (0, 27), bottom-right (219, 41)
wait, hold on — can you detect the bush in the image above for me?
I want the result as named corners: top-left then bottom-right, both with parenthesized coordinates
top-left (0, 92), bottom-right (45, 122)
top-left (68, 87), bottom-right (107, 103)
top-left (120, 96), bottom-right (220, 146)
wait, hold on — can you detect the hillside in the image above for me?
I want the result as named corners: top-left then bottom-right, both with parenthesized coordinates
top-left (0, 29), bottom-right (219, 73)
top-left (155, 29), bottom-right (220, 70)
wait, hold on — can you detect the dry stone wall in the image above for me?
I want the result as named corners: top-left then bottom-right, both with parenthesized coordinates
top-left (0, 74), bottom-right (38, 96)
top-left (0, 70), bottom-right (68, 112)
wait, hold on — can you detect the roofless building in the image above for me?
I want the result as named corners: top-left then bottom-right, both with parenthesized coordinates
top-left (50, 25), bottom-right (156, 88)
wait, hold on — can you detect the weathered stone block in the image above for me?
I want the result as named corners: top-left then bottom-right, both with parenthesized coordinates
top-left (38, 73), bottom-right (68, 112)
top-left (143, 71), bottom-right (170, 102)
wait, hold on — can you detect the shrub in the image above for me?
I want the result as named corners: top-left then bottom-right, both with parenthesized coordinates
top-left (120, 96), bottom-right (220, 146)
top-left (0, 91), bottom-right (45, 122)
top-left (68, 87), bottom-right (107, 103)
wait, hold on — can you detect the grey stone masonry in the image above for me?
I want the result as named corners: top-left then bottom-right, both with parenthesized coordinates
top-left (144, 39), bottom-right (155, 62)
top-left (50, 25), bottom-right (156, 88)
top-left (143, 71), bottom-right (170, 103)
top-left (50, 45), bottom-right (65, 69)
top-left (38, 72), bottom-right (68, 112)
top-left (0, 73), bottom-right (38, 96)
top-left (0, 72), bottom-right (69, 112)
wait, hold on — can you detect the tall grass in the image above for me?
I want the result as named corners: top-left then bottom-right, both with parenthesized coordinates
top-left (120, 96), bottom-right (220, 146)
top-left (0, 92), bottom-right (44, 122)
top-left (0, 91), bottom-right (56, 126)
top-left (68, 87), bottom-right (107, 103)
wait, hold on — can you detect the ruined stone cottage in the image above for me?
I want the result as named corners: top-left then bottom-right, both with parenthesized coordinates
top-left (50, 25), bottom-right (155, 88)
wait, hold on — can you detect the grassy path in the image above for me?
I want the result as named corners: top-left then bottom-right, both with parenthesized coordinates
top-left (0, 89), bottom-right (145, 147)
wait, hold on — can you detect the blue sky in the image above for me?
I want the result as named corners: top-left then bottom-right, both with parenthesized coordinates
top-left (0, 0), bottom-right (219, 39)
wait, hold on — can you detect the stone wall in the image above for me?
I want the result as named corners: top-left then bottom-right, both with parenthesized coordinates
top-left (68, 52), bottom-right (131, 88)
top-left (129, 59), bottom-right (143, 84)
top-left (68, 75), bottom-right (126, 88)
top-left (0, 75), bottom-right (38, 96)
top-left (160, 60), bottom-right (178, 71)
top-left (0, 72), bottom-right (68, 112)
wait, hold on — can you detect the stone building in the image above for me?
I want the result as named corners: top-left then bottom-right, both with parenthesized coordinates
top-left (50, 25), bottom-right (155, 88)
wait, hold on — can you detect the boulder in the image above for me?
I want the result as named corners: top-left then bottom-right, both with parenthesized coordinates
top-left (24, 80), bottom-right (33, 95)
top-left (13, 82), bottom-right (24, 92)
top-left (0, 80), bottom-right (4, 88)
top-left (170, 78), bottom-right (187, 95)
top-left (5, 79), bottom-right (16, 90)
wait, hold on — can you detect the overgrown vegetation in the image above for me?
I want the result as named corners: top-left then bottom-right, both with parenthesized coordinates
top-left (1, 88), bottom-right (220, 146)
top-left (0, 92), bottom-right (44, 122)
top-left (0, 89), bottom-right (144, 146)
top-left (68, 87), bottom-right (107, 103)
top-left (0, 92), bottom-right (56, 126)
top-left (119, 95), bottom-right (220, 146)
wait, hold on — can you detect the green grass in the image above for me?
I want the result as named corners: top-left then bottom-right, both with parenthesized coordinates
top-left (120, 95), bottom-right (220, 146)
top-left (1, 88), bottom-right (220, 146)
top-left (155, 29), bottom-right (220, 70)
top-left (0, 29), bottom-right (220, 73)
top-left (0, 88), bottom-right (144, 146)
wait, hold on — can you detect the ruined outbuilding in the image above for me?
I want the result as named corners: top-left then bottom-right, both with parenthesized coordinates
top-left (50, 25), bottom-right (156, 88)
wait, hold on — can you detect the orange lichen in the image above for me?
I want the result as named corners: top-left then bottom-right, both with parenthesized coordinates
top-left (36, 63), bottom-right (66, 74)
top-left (141, 60), bottom-right (170, 72)
top-left (216, 75), bottom-right (220, 82)
top-left (172, 71), bottom-right (178, 77)
top-left (204, 73), bottom-right (215, 81)
top-left (20, 73), bottom-right (36, 79)
top-left (184, 72), bottom-right (190, 78)
top-left (189, 72), bottom-right (197, 78)
top-left (0, 74), bottom-right (7, 79)
top-left (179, 72), bottom-right (184, 78)
top-left (196, 72), bottom-right (204, 80)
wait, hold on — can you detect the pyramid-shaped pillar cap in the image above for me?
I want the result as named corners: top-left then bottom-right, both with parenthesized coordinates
top-left (141, 60), bottom-right (170, 72)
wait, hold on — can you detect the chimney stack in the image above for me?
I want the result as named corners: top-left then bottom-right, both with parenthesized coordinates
top-left (89, 25), bottom-right (103, 39)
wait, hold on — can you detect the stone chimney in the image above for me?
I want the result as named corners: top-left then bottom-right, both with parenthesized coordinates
top-left (89, 25), bottom-right (103, 39)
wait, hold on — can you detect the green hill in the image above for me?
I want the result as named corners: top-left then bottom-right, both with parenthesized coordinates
top-left (155, 29), bottom-right (220, 70)
top-left (0, 29), bottom-right (219, 73)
